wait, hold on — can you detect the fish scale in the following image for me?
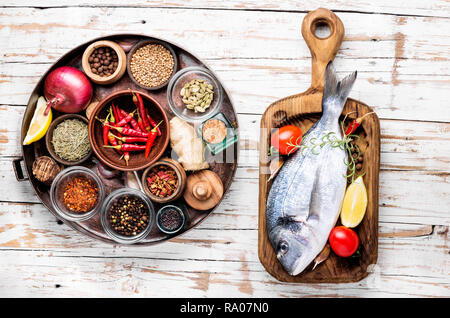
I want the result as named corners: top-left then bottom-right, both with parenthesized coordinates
top-left (266, 62), bottom-right (357, 276)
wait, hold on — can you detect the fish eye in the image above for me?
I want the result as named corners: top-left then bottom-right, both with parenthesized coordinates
top-left (278, 241), bottom-right (289, 255)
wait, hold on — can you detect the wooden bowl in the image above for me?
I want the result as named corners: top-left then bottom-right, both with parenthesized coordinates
top-left (88, 90), bottom-right (170, 172)
top-left (126, 39), bottom-right (178, 90)
top-left (45, 114), bottom-right (93, 166)
top-left (141, 158), bottom-right (187, 203)
top-left (81, 40), bottom-right (127, 85)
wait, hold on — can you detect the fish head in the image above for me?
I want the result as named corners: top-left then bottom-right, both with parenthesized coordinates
top-left (269, 218), bottom-right (315, 276)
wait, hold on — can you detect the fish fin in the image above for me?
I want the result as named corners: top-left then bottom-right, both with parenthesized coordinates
top-left (323, 61), bottom-right (357, 105)
top-left (307, 167), bottom-right (321, 220)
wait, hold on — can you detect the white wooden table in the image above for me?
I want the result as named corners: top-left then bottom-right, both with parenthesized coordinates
top-left (0, 1), bottom-right (448, 297)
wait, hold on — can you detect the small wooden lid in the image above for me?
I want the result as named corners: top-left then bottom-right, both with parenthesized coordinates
top-left (183, 170), bottom-right (223, 211)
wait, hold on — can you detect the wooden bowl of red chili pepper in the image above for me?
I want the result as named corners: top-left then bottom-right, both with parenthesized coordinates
top-left (88, 90), bottom-right (170, 172)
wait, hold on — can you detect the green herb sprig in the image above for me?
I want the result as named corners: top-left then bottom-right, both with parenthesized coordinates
top-left (287, 120), bottom-right (363, 183)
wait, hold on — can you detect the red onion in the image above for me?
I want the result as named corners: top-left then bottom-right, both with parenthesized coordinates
top-left (44, 66), bottom-right (93, 115)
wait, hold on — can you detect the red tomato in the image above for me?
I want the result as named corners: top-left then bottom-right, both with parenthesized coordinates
top-left (270, 125), bottom-right (302, 155)
top-left (329, 226), bottom-right (359, 257)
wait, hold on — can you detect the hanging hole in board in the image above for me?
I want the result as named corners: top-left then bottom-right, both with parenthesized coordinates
top-left (311, 18), bottom-right (332, 39)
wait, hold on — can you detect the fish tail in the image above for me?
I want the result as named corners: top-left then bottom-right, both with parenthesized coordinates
top-left (323, 61), bottom-right (357, 107)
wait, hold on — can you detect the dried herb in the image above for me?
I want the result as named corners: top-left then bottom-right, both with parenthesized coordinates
top-left (51, 119), bottom-right (91, 162)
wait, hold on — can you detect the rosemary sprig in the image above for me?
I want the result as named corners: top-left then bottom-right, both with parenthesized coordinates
top-left (287, 121), bottom-right (363, 183)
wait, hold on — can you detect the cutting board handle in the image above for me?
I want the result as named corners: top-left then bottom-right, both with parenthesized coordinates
top-left (301, 8), bottom-right (344, 91)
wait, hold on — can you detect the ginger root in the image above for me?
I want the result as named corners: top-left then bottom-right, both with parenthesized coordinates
top-left (169, 117), bottom-right (209, 171)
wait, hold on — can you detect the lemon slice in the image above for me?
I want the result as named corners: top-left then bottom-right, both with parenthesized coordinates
top-left (340, 176), bottom-right (368, 228)
top-left (23, 96), bottom-right (52, 145)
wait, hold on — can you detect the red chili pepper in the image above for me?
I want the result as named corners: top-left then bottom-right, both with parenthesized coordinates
top-left (147, 114), bottom-right (162, 136)
top-left (108, 106), bottom-right (125, 144)
top-left (115, 109), bottom-right (136, 127)
top-left (119, 109), bottom-right (141, 131)
top-left (136, 111), bottom-right (146, 131)
top-left (106, 131), bottom-right (123, 155)
top-left (105, 124), bottom-right (149, 138)
top-left (345, 120), bottom-right (360, 135)
top-left (104, 144), bottom-right (146, 152)
top-left (110, 134), bottom-right (148, 143)
top-left (135, 93), bottom-right (150, 131)
top-left (145, 121), bottom-right (163, 158)
top-left (112, 103), bottom-right (120, 124)
top-left (344, 112), bottom-right (375, 135)
top-left (109, 106), bottom-right (116, 124)
top-left (102, 112), bottom-right (111, 146)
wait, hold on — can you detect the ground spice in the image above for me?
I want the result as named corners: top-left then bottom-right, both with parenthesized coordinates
top-left (202, 119), bottom-right (227, 144)
top-left (146, 165), bottom-right (178, 198)
top-left (159, 208), bottom-right (183, 231)
top-left (129, 43), bottom-right (174, 88)
top-left (108, 195), bottom-right (149, 236)
top-left (63, 176), bottom-right (98, 213)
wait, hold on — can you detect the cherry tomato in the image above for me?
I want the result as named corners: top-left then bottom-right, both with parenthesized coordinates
top-left (270, 125), bottom-right (302, 155)
top-left (329, 226), bottom-right (359, 257)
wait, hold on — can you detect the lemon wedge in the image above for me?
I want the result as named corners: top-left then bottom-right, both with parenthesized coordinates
top-left (340, 176), bottom-right (368, 228)
top-left (23, 96), bottom-right (52, 145)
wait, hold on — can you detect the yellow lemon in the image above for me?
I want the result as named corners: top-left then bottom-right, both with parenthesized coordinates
top-left (23, 96), bottom-right (52, 145)
top-left (340, 176), bottom-right (368, 228)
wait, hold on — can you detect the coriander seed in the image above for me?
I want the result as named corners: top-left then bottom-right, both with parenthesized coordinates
top-left (130, 43), bottom-right (175, 88)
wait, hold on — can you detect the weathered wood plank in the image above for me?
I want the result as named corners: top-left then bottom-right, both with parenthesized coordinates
top-left (0, 250), bottom-right (447, 297)
top-left (1, 8), bottom-right (449, 122)
top-left (0, 223), bottom-right (447, 297)
top-left (1, 58), bottom-right (449, 122)
top-left (2, 0), bottom-right (450, 18)
top-left (1, 7), bottom-right (448, 61)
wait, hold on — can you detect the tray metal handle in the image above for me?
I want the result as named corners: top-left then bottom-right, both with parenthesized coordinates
top-left (13, 157), bottom-right (29, 182)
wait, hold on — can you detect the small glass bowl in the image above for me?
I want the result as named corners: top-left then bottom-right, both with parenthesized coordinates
top-left (50, 166), bottom-right (105, 222)
top-left (156, 204), bottom-right (189, 235)
top-left (167, 66), bottom-right (223, 123)
top-left (100, 188), bottom-right (155, 244)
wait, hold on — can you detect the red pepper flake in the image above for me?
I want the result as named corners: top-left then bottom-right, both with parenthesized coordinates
top-left (63, 177), bottom-right (98, 213)
top-left (146, 165), bottom-right (178, 198)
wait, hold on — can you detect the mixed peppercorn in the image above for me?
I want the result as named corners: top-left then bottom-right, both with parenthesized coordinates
top-left (108, 195), bottom-right (149, 236)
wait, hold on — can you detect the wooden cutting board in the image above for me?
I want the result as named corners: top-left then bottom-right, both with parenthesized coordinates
top-left (258, 8), bottom-right (380, 283)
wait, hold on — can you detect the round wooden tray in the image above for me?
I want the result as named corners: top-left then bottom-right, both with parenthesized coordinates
top-left (17, 34), bottom-right (239, 245)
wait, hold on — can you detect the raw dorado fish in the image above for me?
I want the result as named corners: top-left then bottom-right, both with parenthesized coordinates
top-left (266, 62), bottom-right (357, 276)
